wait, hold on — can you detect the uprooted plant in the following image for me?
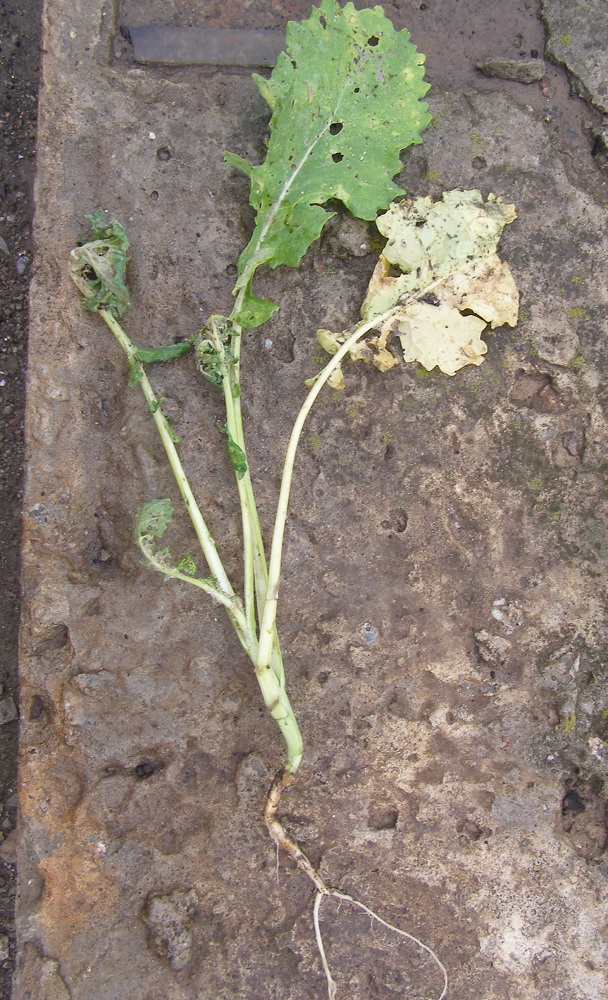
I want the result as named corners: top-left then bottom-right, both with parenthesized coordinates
top-left (69, 1), bottom-right (519, 995)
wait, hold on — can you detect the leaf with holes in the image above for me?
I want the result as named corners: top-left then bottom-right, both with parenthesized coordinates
top-left (362, 190), bottom-right (519, 375)
top-left (225, 0), bottom-right (431, 327)
top-left (318, 190), bottom-right (518, 378)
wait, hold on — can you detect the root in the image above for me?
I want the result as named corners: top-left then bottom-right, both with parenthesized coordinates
top-left (263, 768), bottom-right (328, 893)
top-left (263, 769), bottom-right (449, 1000)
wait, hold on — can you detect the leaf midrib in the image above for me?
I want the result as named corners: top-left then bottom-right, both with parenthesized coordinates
top-left (243, 84), bottom-right (349, 283)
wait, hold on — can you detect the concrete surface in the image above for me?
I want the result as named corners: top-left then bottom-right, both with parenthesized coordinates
top-left (17, 1), bottom-right (608, 998)
top-left (542, 0), bottom-right (608, 111)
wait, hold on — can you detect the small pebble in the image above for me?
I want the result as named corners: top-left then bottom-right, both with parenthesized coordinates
top-left (361, 622), bottom-right (379, 645)
top-left (0, 697), bottom-right (18, 726)
top-left (476, 58), bottom-right (545, 84)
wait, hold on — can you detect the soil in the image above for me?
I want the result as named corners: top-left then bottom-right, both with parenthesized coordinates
top-left (10, 0), bottom-right (608, 998)
top-left (0, 2), bottom-right (42, 995)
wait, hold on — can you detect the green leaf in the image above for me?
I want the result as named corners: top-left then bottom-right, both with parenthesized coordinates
top-left (135, 343), bottom-right (191, 364)
top-left (176, 555), bottom-right (197, 576)
top-left (223, 151), bottom-right (255, 179)
top-left (85, 208), bottom-right (108, 238)
top-left (137, 499), bottom-right (174, 540)
top-left (68, 211), bottom-right (131, 317)
top-left (231, 286), bottom-right (278, 329)
top-left (161, 413), bottom-right (181, 444)
top-left (219, 425), bottom-right (248, 480)
top-left (127, 357), bottom-right (144, 387)
top-left (226, 0), bottom-right (430, 327)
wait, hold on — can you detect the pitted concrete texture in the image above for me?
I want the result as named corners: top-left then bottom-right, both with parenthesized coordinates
top-left (542, 0), bottom-right (608, 112)
top-left (17, 1), bottom-right (608, 998)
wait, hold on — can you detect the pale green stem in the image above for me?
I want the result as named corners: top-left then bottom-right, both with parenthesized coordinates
top-left (100, 309), bottom-right (235, 601)
top-left (138, 536), bottom-right (254, 653)
top-left (256, 305), bottom-right (400, 676)
top-left (215, 325), bottom-right (256, 639)
top-left (227, 304), bottom-right (286, 687)
top-left (191, 309), bottom-right (299, 767)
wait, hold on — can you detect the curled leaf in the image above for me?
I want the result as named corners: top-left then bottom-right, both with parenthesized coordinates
top-left (176, 555), bottom-right (197, 576)
top-left (328, 365), bottom-right (346, 390)
top-left (316, 324), bottom-right (393, 375)
top-left (316, 328), bottom-right (342, 356)
top-left (366, 326), bottom-right (400, 372)
top-left (69, 211), bottom-right (131, 317)
top-left (136, 499), bottom-right (174, 541)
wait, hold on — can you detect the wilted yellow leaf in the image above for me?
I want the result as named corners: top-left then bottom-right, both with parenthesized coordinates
top-left (316, 328), bottom-right (342, 355)
top-left (318, 189), bottom-right (519, 379)
top-left (440, 256), bottom-right (519, 329)
top-left (328, 364), bottom-right (346, 389)
top-left (398, 300), bottom-right (487, 375)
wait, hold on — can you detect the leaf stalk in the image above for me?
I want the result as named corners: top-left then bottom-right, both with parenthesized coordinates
top-left (99, 309), bottom-right (235, 601)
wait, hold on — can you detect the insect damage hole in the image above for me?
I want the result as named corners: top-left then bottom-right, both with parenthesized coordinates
top-left (332, 152), bottom-right (344, 163)
top-left (329, 122), bottom-right (344, 135)
top-left (367, 35), bottom-right (380, 46)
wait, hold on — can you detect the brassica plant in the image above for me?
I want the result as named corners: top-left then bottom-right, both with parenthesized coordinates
top-left (70, 2), bottom-right (518, 994)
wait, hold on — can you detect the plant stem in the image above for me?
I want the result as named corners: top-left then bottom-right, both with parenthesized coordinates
top-left (100, 309), bottom-right (236, 602)
top-left (224, 317), bottom-right (302, 770)
top-left (209, 319), bottom-right (257, 639)
top-left (138, 535), bottom-right (253, 652)
top-left (226, 305), bottom-right (287, 687)
top-left (256, 306), bottom-right (399, 675)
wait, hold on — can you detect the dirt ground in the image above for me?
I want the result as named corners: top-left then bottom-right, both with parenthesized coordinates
top-left (11, 0), bottom-right (608, 998)
top-left (0, 2), bottom-right (41, 995)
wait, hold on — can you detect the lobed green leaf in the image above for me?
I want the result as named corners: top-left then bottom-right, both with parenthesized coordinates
top-left (136, 498), bottom-right (174, 541)
top-left (226, 0), bottom-right (431, 327)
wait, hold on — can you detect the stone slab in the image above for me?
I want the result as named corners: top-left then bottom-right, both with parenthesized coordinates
top-left (542, 0), bottom-right (608, 111)
top-left (17, 1), bottom-right (608, 998)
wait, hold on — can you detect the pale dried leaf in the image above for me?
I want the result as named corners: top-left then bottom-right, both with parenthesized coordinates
top-left (318, 189), bottom-right (517, 380)
top-left (328, 364), bottom-right (346, 389)
top-left (316, 328), bottom-right (342, 355)
top-left (368, 326), bottom-right (400, 372)
top-left (440, 256), bottom-right (519, 329)
top-left (397, 301), bottom-right (488, 375)
top-left (359, 189), bottom-right (518, 374)
top-left (362, 189), bottom-right (518, 322)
